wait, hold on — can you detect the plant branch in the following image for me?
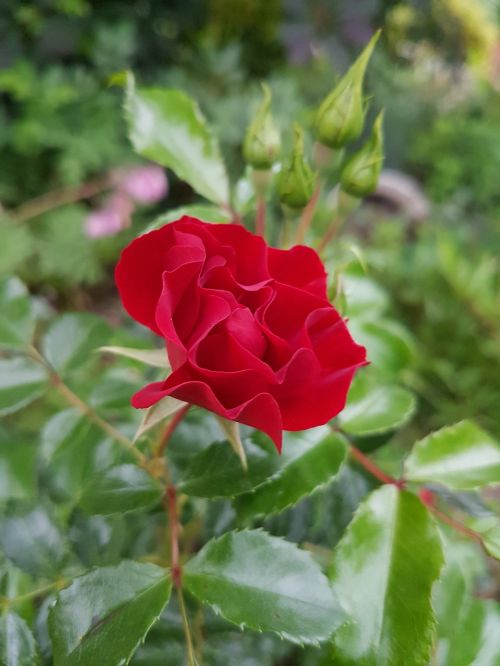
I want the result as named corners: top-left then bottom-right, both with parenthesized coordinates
top-left (0, 578), bottom-right (68, 608)
top-left (6, 174), bottom-right (113, 224)
top-left (255, 196), bottom-right (266, 237)
top-left (316, 215), bottom-right (343, 255)
top-left (349, 444), bottom-right (404, 487)
top-left (294, 182), bottom-right (321, 244)
top-left (27, 346), bottom-right (146, 466)
top-left (418, 489), bottom-right (483, 544)
top-left (155, 405), bottom-right (191, 458)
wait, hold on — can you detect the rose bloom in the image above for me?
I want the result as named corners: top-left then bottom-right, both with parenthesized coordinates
top-left (116, 217), bottom-right (366, 451)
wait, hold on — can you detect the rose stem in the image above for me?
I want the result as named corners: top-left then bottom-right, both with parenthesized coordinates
top-left (255, 196), bottom-right (266, 237)
top-left (294, 182), bottom-right (321, 244)
top-left (163, 483), bottom-right (196, 665)
top-left (155, 404), bottom-right (191, 458)
top-left (26, 345), bottom-right (146, 466)
top-left (349, 444), bottom-right (403, 487)
top-left (316, 214), bottom-right (343, 255)
top-left (6, 174), bottom-right (113, 224)
top-left (351, 440), bottom-right (484, 545)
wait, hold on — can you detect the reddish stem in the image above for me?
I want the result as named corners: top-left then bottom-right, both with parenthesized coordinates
top-left (350, 445), bottom-right (404, 488)
top-left (164, 485), bottom-right (182, 587)
top-left (419, 489), bottom-right (482, 543)
top-left (316, 215), bottom-right (342, 255)
top-left (255, 197), bottom-right (266, 237)
top-left (294, 183), bottom-right (321, 244)
top-left (156, 405), bottom-right (191, 458)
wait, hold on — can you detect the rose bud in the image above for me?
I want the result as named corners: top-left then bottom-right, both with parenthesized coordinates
top-left (115, 216), bottom-right (367, 452)
top-left (315, 30), bottom-right (380, 149)
top-left (243, 83), bottom-right (281, 170)
top-left (340, 111), bottom-right (384, 198)
top-left (278, 124), bottom-right (315, 209)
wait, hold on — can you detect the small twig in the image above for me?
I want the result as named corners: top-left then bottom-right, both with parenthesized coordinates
top-left (316, 215), bottom-right (343, 255)
top-left (155, 405), bottom-right (191, 459)
top-left (418, 489), bottom-right (483, 543)
top-left (27, 346), bottom-right (146, 466)
top-left (178, 586), bottom-right (197, 666)
top-left (349, 444), bottom-right (404, 487)
top-left (294, 182), bottom-right (321, 245)
top-left (255, 196), bottom-right (266, 237)
top-left (6, 174), bottom-right (113, 224)
top-left (0, 578), bottom-right (67, 608)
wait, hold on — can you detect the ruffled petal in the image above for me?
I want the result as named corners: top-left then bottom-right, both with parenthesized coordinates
top-left (268, 245), bottom-right (328, 298)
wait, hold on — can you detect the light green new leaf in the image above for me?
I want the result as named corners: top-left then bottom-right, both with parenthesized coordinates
top-left (338, 368), bottom-right (416, 436)
top-left (42, 313), bottom-right (111, 376)
top-left (0, 612), bottom-right (38, 666)
top-left (329, 485), bottom-right (444, 666)
top-left (147, 204), bottom-right (231, 232)
top-left (0, 357), bottom-right (47, 416)
top-left (467, 517), bottom-right (500, 560)
top-left (184, 529), bottom-right (342, 645)
top-left (98, 346), bottom-right (169, 368)
top-left (0, 277), bottom-right (36, 350)
top-left (126, 77), bottom-right (230, 205)
top-left (405, 421), bottom-right (500, 489)
top-left (79, 464), bottom-right (162, 515)
top-left (49, 561), bottom-right (171, 666)
top-left (234, 428), bottom-right (347, 519)
top-left (178, 437), bottom-right (279, 498)
top-left (348, 318), bottom-right (414, 374)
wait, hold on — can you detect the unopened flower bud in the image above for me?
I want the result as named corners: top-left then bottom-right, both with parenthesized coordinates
top-left (278, 125), bottom-right (315, 209)
top-left (340, 111), bottom-right (384, 198)
top-left (315, 30), bottom-right (380, 149)
top-left (243, 83), bottom-right (281, 169)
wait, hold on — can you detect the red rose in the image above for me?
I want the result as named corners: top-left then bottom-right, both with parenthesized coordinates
top-left (115, 216), bottom-right (366, 451)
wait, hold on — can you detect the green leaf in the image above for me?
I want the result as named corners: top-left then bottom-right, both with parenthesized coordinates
top-left (0, 612), bottom-right (39, 666)
top-left (178, 438), bottom-right (279, 498)
top-left (98, 346), bottom-right (169, 368)
top-left (348, 318), bottom-right (414, 374)
top-left (0, 433), bottom-right (37, 502)
top-left (234, 428), bottom-right (347, 519)
top-left (147, 204), bottom-right (231, 232)
top-left (467, 516), bottom-right (500, 560)
top-left (42, 313), bottom-right (111, 376)
top-left (49, 561), bottom-right (171, 666)
top-left (126, 77), bottom-right (230, 205)
top-left (0, 357), bottom-right (47, 416)
top-left (405, 420), bottom-right (500, 490)
top-left (0, 277), bottom-right (36, 350)
top-left (184, 529), bottom-right (342, 645)
top-left (338, 368), bottom-right (416, 436)
top-left (1, 502), bottom-right (67, 577)
top-left (329, 485), bottom-right (444, 665)
top-left (40, 409), bottom-right (118, 502)
top-left (342, 269), bottom-right (389, 318)
top-left (79, 464), bottom-right (162, 515)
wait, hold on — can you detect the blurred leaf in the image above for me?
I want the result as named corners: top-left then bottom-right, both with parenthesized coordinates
top-left (0, 357), bottom-right (47, 416)
top-left (40, 409), bottom-right (118, 502)
top-left (0, 434), bottom-right (37, 502)
top-left (89, 368), bottom-right (140, 413)
top-left (133, 396), bottom-right (186, 443)
top-left (0, 612), bottom-right (38, 666)
top-left (98, 346), bottom-right (169, 368)
top-left (126, 77), bottom-right (230, 205)
top-left (178, 437), bottom-right (279, 498)
top-left (338, 368), bottom-right (416, 436)
top-left (329, 485), bottom-right (444, 665)
top-left (49, 561), bottom-right (171, 666)
top-left (1, 502), bottom-right (66, 577)
top-left (147, 204), bottom-right (231, 232)
top-left (42, 313), bottom-right (111, 377)
top-left (0, 277), bottom-right (36, 350)
top-left (235, 429), bottom-right (347, 519)
top-left (68, 513), bottom-right (128, 567)
top-left (405, 421), bottom-right (500, 490)
top-left (348, 318), bottom-right (414, 374)
top-left (467, 517), bottom-right (500, 560)
top-left (342, 269), bottom-right (389, 318)
top-left (79, 464), bottom-right (162, 515)
top-left (0, 223), bottom-right (33, 279)
top-left (184, 529), bottom-right (342, 645)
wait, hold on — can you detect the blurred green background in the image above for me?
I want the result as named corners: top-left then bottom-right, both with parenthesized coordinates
top-left (1, 0), bottom-right (499, 442)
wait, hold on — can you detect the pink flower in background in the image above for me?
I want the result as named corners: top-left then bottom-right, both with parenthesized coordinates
top-left (84, 208), bottom-right (124, 238)
top-left (119, 165), bottom-right (168, 204)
